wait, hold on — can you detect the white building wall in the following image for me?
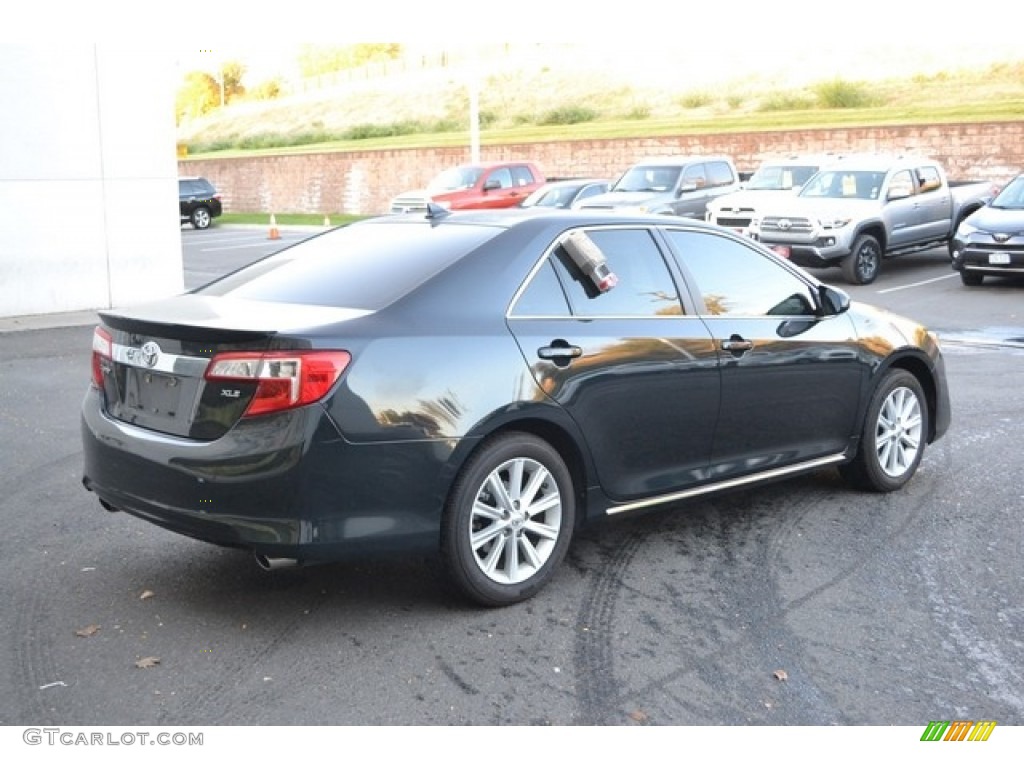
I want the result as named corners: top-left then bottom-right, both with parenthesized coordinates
top-left (0, 45), bottom-right (183, 319)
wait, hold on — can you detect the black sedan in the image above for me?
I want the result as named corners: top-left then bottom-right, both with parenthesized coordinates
top-left (950, 172), bottom-right (1024, 285)
top-left (82, 208), bottom-right (951, 607)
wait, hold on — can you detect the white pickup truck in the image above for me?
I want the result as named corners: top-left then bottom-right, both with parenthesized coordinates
top-left (751, 154), bottom-right (996, 284)
top-left (706, 153), bottom-right (841, 234)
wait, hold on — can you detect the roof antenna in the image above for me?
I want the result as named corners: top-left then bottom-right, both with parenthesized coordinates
top-left (425, 202), bottom-right (451, 220)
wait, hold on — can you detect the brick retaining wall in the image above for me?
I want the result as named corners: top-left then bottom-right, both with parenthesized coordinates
top-left (179, 121), bottom-right (1024, 217)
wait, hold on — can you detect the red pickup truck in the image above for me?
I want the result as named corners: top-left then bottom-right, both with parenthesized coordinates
top-left (389, 161), bottom-right (546, 213)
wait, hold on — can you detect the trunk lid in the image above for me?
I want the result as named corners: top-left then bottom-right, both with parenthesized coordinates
top-left (95, 296), bottom-right (368, 440)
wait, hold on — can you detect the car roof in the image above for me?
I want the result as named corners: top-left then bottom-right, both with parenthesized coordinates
top-left (760, 153), bottom-right (844, 166)
top-left (536, 178), bottom-right (608, 188)
top-left (814, 154), bottom-right (936, 172)
top-left (632, 155), bottom-right (732, 166)
top-left (382, 206), bottom-right (733, 233)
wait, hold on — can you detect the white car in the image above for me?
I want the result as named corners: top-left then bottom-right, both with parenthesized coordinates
top-left (706, 154), bottom-right (842, 235)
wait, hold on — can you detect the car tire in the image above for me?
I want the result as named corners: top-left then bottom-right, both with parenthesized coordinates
top-left (191, 206), bottom-right (212, 230)
top-left (959, 270), bottom-right (984, 286)
top-left (839, 369), bottom-right (929, 493)
top-left (441, 432), bottom-right (575, 607)
top-left (841, 234), bottom-right (882, 285)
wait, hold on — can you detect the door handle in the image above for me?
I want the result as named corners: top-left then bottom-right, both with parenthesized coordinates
top-left (721, 337), bottom-right (754, 353)
top-left (538, 341), bottom-right (582, 361)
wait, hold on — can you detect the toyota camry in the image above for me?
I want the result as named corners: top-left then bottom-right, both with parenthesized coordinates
top-left (82, 207), bottom-right (950, 606)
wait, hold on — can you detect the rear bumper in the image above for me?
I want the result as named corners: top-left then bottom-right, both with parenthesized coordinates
top-left (80, 388), bottom-right (451, 560)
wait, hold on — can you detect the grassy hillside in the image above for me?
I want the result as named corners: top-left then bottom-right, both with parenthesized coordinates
top-left (177, 50), bottom-right (1024, 159)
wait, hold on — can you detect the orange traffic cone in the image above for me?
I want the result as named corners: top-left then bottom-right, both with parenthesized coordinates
top-left (268, 214), bottom-right (281, 241)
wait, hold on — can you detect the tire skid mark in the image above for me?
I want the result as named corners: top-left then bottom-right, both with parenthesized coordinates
top-left (161, 586), bottom-right (331, 725)
top-left (572, 529), bottom-right (648, 725)
top-left (916, 469), bottom-right (1024, 715)
top-left (12, 567), bottom-right (65, 724)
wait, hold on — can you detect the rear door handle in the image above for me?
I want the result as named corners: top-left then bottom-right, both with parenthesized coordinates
top-left (538, 340), bottom-right (582, 362)
top-left (721, 337), bottom-right (754, 353)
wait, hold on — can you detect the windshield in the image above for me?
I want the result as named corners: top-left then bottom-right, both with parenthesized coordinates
top-left (427, 166), bottom-right (483, 193)
top-left (991, 175), bottom-right (1024, 209)
top-left (799, 170), bottom-right (886, 200)
top-left (612, 165), bottom-right (681, 193)
top-left (522, 186), bottom-right (573, 208)
top-left (748, 164), bottom-right (819, 191)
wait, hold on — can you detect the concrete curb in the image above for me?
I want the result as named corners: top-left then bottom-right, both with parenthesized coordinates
top-left (0, 310), bottom-right (101, 334)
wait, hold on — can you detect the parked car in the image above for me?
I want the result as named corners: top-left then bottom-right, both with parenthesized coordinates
top-left (179, 176), bottom-right (222, 230)
top-left (389, 161), bottom-right (546, 213)
top-left (706, 153), bottom-right (842, 234)
top-left (574, 155), bottom-right (742, 218)
top-left (950, 172), bottom-right (1024, 286)
top-left (82, 208), bottom-right (950, 607)
top-left (751, 154), bottom-right (996, 284)
top-left (519, 178), bottom-right (611, 209)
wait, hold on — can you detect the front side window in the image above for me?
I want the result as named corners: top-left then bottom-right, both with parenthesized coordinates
top-left (888, 170), bottom-right (915, 199)
top-left (551, 228), bottom-right (683, 317)
top-left (682, 164), bottom-right (707, 189)
top-left (487, 168), bottom-right (513, 189)
top-left (665, 229), bottom-right (816, 317)
top-left (706, 161), bottom-right (735, 187)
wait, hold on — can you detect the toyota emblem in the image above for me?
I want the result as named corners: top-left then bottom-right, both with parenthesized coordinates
top-left (140, 341), bottom-right (161, 368)
top-left (778, 218), bottom-right (793, 231)
top-left (993, 233), bottom-right (1011, 243)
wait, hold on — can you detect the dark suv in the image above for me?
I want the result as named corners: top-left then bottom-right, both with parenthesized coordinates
top-left (179, 177), bottom-right (222, 229)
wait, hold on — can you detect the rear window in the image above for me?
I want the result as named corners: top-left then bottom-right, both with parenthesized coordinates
top-left (197, 220), bottom-right (501, 310)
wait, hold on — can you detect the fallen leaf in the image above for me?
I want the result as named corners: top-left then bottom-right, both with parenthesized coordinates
top-left (75, 624), bottom-right (100, 638)
top-left (139, 590), bottom-right (155, 600)
top-left (628, 710), bottom-right (649, 723)
top-left (773, 669), bottom-right (788, 682)
top-left (135, 656), bottom-right (161, 669)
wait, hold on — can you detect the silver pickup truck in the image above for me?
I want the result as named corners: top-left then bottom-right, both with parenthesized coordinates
top-left (751, 154), bottom-right (996, 284)
top-left (575, 155), bottom-right (742, 219)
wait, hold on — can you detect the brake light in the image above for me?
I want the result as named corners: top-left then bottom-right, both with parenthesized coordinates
top-left (204, 350), bottom-right (351, 416)
top-left (91, 327), bottom-right (112, 388)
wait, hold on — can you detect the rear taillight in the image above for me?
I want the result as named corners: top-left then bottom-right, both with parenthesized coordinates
top-left (204, 350), bottom-right (351, 416)
top-left (91, 327), bottom-right (112, 388)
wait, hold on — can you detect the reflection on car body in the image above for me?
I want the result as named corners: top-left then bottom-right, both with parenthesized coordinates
top-left (82, 208), bottom-right (951, 606)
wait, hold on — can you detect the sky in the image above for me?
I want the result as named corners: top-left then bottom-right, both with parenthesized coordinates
top-left (11, 0), bottom-right (1022, 86)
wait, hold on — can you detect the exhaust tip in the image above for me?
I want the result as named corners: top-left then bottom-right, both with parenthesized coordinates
top-left (255, 554), bottom-right (300, 571)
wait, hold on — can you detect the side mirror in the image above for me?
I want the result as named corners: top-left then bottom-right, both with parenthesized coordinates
top-left (483, 179), bottom-right (501, 192)
top-left (818, 284), bottom-right (851, 316)
top-left (887, 186), bottom-right (912, 201)
top-left (678, 182), bottom-right (698, 195)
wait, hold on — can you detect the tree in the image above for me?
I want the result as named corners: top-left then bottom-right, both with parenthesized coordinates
top-left (175, 71), bottom-right (220, 123)
top-left (221, 59), bottom-right (246, 103)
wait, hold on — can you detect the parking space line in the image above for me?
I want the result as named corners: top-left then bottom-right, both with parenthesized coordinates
top-left (200, 241), bottom-right (294, 252)
top-left (877, 273), bottom-right (958, 294)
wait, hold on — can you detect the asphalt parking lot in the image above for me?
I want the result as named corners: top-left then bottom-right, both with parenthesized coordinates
top-left (1, 225), bottom-right (1022, 729)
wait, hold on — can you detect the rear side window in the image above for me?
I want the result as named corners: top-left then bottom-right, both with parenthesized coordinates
top-left (511, 166), bottom-right (537, 186)
top-left (551, 228), bottom-right (683, 317)
top-left (197, 221), bottom-right (500, 310)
